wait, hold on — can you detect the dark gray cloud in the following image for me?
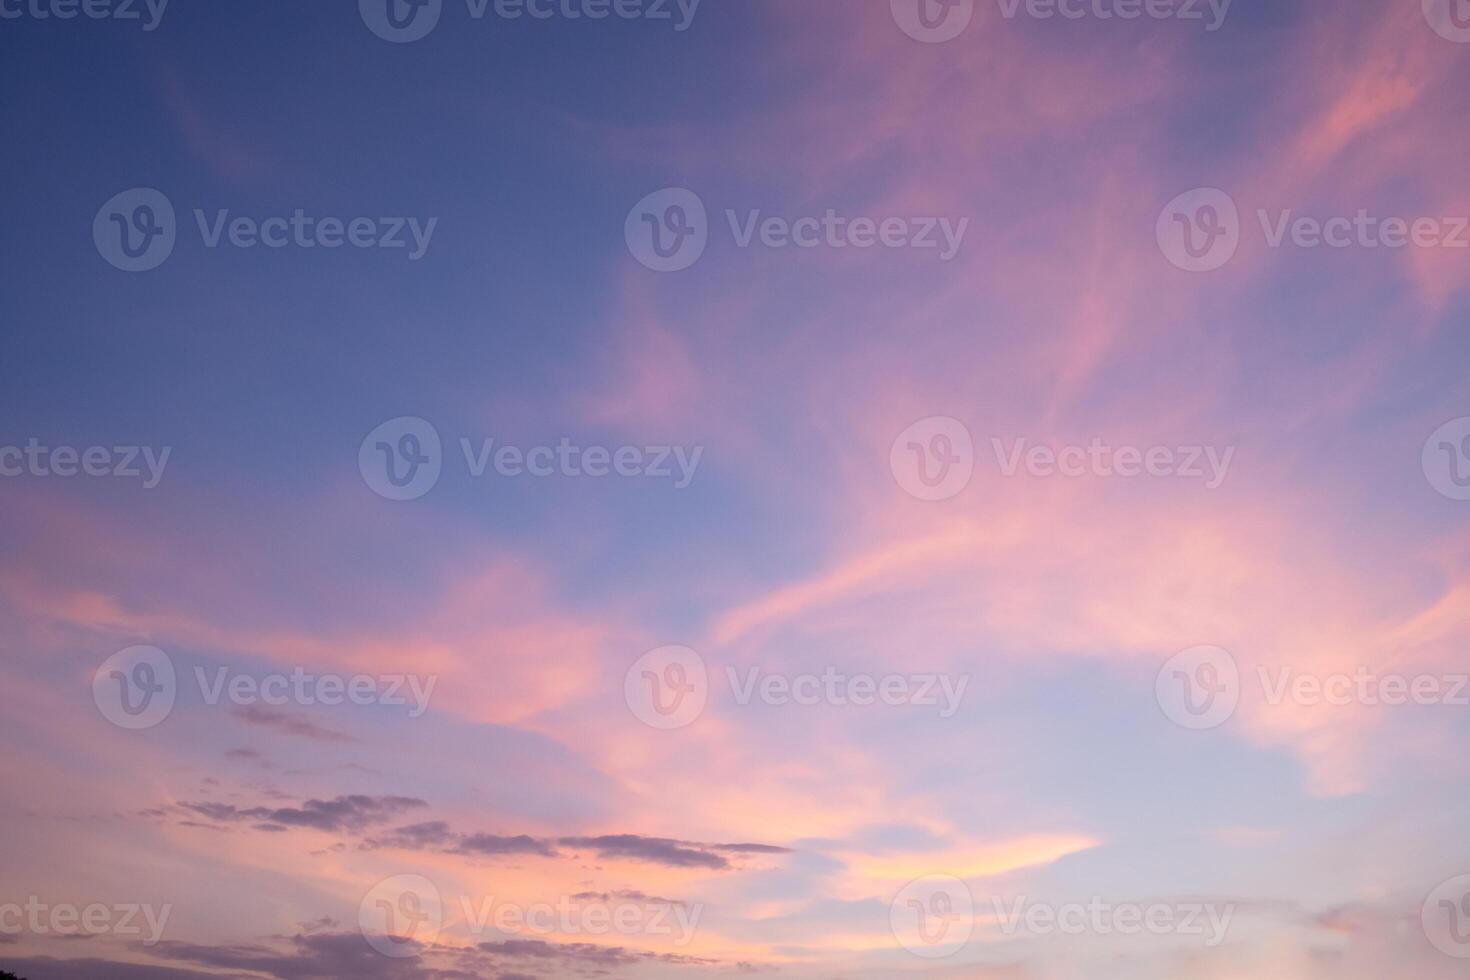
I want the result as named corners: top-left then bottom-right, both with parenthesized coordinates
top-left (232, 706), bottom-right (355, 743)
top-left (709, 843), bottom-right (790, 855)
top-left (363, 823), bottom-right (557, 858)
top-left (366, 823), bottom-right (787, 870)
top-left (0, 955), bottom-right (255, 980)
top-left (475, 939), bottom-right (714, 968)
top-left (152, 933), bottom-right (441, 978)
top-left (457, 834), bottom-right (559, 857)
top-left (178, 794), bottom-right (787, 871)
top-left (569, 889), bottom-right (685, 906)
top-left (366, 820), bottom-right (456, 848)
top-left (558, 835), bottom-right (727, 869)
top-left (558, 835), bottom-right (791, 870)
top-left (180, 795), bottom-right (427, 833)
top-left (4, 930), bottom-right (722, 980)
top-left (476, 938), bottom-right (639, 966)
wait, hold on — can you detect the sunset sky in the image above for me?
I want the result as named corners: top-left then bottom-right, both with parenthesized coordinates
top-left (2, 1), bottom-right (1470, 978)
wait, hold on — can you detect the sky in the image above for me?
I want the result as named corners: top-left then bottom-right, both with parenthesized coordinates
top-left (1, 0), bottom-right (1470, 977)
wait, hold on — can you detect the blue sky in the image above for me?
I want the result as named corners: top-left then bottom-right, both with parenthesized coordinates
top-left (2, 1), bottom-right (1470, 978)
